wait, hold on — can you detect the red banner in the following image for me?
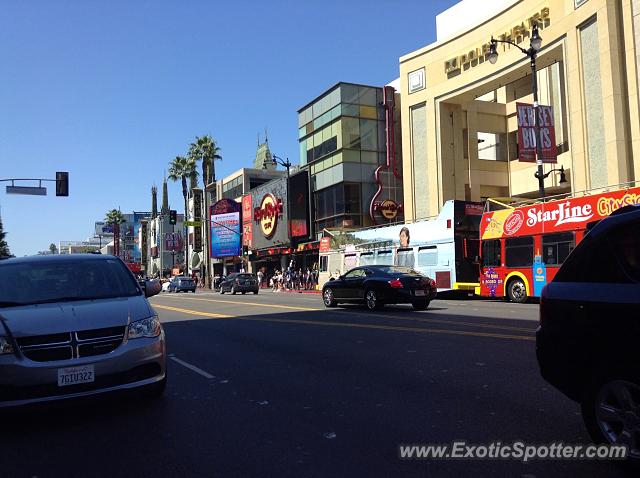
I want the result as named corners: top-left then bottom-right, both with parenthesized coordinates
top-left (320, 237), bottom-right (331, 253)
top-left (242, 194), bottom-right (252, 224)
top-left (481, 186), bottom-right (640, 240)
top-left (516, 103), bottom-right (557, 163)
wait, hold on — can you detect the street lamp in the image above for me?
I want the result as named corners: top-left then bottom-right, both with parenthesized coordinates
top-left (537, 165), bottom-right (568, 184)
top-left (488, 23), bottom-right (549, 198)
top-left (272, 154), bottom-right (292, 260)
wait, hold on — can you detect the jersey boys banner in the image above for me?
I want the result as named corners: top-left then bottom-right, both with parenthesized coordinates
top-left (516, 103), bottom-right (557, 163)
top-left (481, 186), bottom-right (640, 240)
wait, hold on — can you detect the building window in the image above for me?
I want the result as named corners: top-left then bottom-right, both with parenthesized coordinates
top-left (408, 68), bottom-right (425, 93)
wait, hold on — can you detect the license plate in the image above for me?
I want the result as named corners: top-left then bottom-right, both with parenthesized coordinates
top-left (58, 365), bottom-right (95, 387)
top-left (414, 290), bottom-right (426, 296)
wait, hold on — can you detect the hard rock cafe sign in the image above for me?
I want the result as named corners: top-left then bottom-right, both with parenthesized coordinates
top-left (372, 199), bottom-right (403, 220)
top-left (254, 194), bottom-right (282, 239)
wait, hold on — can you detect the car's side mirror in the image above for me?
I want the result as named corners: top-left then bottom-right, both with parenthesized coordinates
top-left (144, 279), bottom-right (162, 298)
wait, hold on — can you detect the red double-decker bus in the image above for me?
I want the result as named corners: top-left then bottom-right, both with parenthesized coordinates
top-left (478, 185), bottom-right (640, 302)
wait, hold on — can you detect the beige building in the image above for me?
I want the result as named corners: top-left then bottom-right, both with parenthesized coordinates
top-left (400, 0), bottom-right (640, 220)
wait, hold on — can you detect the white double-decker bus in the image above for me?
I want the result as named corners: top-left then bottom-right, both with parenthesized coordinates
top-left (319, 200), bottom-right (484, 292)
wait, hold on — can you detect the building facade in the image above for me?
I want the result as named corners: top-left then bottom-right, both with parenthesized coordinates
top-left (400, 0), bottom-right (640, 220)
top-left (298, 82), bottom-right (404, 234)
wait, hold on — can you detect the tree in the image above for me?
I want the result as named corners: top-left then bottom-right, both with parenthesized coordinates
top-left (189, 135), bottom-right (222, 188)
top-left (104, 209), bottom-right (126, 257)
top-left (168, 155), bottom-right (198, 220)
top-left (0, 214), bottom-right (11, 258)
top-left (49, 243), bottom-right (58, 255)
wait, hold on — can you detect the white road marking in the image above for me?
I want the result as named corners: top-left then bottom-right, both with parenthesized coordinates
top-left (169, 356), bottom-right (215, 379)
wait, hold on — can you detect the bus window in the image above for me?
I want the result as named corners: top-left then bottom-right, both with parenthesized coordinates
top-left (543, 232), bottom-right (575, 266)
top-left (376, 250), bottom-right (393, 265)
top-left (505, 237), bottom-right (534, 267)
top-left (418, 246), bottom-right (437, 266)
top-left (359, 252), bottom-right (374, 266)
top-left (482, 240), bottom-right (501, 267)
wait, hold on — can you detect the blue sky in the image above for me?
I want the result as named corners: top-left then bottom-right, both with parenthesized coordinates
top-left (0, 0), bottom-right (457, 256)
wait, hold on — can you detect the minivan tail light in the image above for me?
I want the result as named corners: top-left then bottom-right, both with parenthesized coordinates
top-left (388, 278), bottom-right (404, 288)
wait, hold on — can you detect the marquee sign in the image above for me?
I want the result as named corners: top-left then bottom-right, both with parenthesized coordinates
top-left (254, 194), bottom-right (283, 239)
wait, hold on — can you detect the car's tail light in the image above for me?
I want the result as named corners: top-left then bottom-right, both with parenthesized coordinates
top-left (428, 278), bottom-right (436, 288)
top-left (388, 278), bottom-right (404, 288)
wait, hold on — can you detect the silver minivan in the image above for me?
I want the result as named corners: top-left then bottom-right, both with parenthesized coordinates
top-left (0, 254), bottom-right (166, 407)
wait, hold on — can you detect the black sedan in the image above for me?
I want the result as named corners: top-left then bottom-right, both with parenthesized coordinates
top-left (220, 273), bottom-right (259, 295)
top-left (322, 265), bottom-right (436, 311)
top-left (537, 205), bottom-right (640, 461)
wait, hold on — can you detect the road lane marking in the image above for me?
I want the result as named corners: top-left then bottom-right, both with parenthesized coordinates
top-left (341, 311), bottom-right (536, 334)
top-left (153, 303), bottom-right (534, 341)
top-left (153, 298), bottom-right (535, 333)
top-left (169, 356), bottom-right (215, 379)
top-left (153, 304), bottom-right (232, 318)
top-left (155, 295), bottom-right (322, 312)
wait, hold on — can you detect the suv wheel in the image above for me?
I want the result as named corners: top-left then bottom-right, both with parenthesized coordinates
top-left (582, 376), bottom-right (640, 461)
top-left (506, 278), bottom-right (528, 303)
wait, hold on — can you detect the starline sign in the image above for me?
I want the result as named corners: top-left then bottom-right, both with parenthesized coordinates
top-left (481, 186), bottom-right (640, 239)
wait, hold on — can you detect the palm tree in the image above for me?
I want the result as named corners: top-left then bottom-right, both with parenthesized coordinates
top-left (168, 155), bottom-right (198, 220)
top-left (189, 135), bottom-right (222, 187)
top-left (104, 209), bottom-right (126, 257)
top-left (49, 243), bottom-right (58, 255)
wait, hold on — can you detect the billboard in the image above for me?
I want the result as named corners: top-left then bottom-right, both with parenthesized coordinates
top-left (250, 176), bottom-right (289, 250)
top-left (94, 222), bottom-right (114, 236)
top-left (289, 170), bottom-right (310, 238)
top-left (516, 103), bottom-right (557, 163)
top-left (242, 194), bottom-right (253, 248)
top-left (210, 199), bottom-right (242, 257)
top-left (192, 189), bottom-right (203, 253)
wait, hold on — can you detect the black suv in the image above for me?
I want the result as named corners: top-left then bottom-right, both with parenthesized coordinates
top-left (219, 273), bottom-right (259, 295)
top-left (537, 205), bottom-right (640, 460)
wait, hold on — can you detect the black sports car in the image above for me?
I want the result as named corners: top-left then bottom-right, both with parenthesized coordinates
top-left (322, 265), bottom-right (437, 310)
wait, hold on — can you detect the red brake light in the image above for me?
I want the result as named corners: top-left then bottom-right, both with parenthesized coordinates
top-left (428, 278), bottom-right (436, 288)
top-left (388, 278), bottom-right (403, 288)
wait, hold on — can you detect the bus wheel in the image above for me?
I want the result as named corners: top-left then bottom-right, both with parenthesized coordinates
top-left (507, 278), bottom-right (528, 303)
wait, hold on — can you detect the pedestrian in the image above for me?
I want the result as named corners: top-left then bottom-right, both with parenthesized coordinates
top-left (257, 269), bottom-right (264, 289)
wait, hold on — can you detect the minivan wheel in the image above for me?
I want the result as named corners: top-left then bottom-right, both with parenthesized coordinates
top-left (506, 278), bottom-right (528, 303)
top-left (323, 288), bottom-right (337, 307)
top-left (365, 289), bottom-right (381, 311)
top-left (582, 377), bottom-right (640, 461)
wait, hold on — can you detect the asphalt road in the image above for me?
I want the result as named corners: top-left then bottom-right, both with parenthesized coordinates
top-left (1, 290), bottom-right (635, 478)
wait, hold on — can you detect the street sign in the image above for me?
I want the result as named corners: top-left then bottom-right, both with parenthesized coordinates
top-left (6, 186), bottom-right (47, 195)
top-left (184, 220), bottom-right (202, 227)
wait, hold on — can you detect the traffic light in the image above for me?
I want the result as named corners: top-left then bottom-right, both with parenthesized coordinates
top-left (169, 210), bottom-right (177, 225)
top-left (56, 172), bottom-right (69, 197)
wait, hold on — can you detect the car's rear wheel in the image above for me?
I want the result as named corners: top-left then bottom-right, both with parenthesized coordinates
top-left (242, 291), bottom-right (246, 295)
top-left (365, 289), bottom-right (381, 311)
top-left (412, 300), bottom-right (430, 310)
top-left (506, 278), bottom-right (528, 303)
top-left (253, 290), bottom-right (259, 295)
top-left (323, 288), bottom-right (337, 307)
top-left (582, 376), bottom-right (640, 461)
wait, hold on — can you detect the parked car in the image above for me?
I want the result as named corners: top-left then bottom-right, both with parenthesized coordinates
top-left (168, 276), bottom-right (196, 293)
top-left (537, 205), bottom-right (640, 460)
top-left (219, 273), bottom-right (259, 295)
top-left (322, 265), bottom-right (437, 311)
top-left (0, 254), bottom-right (166, 408)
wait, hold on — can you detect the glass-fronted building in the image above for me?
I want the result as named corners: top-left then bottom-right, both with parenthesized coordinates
top-left (298, 82), bottom-right (404, 234)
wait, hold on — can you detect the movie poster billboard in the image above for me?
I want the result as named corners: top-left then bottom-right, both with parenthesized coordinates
top-left (210, 199), bottom-right (242, 257)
